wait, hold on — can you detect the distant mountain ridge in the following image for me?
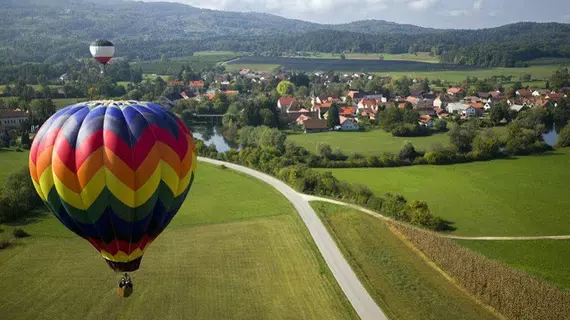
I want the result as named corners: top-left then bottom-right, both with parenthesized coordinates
top-left (1, 0), bottom-right (569, 67)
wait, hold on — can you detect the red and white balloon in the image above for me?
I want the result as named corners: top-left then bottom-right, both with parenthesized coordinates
top-left (90, 39), bottom-right (115, 65)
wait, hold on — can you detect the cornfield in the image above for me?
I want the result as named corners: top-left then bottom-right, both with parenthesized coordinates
top-left (389, 222), bottom-right (570, 320)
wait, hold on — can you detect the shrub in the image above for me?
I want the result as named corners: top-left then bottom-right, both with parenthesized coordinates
top-left (15, 148), bottom-right (23, 152)
top-left (13, 228), bottom-right (30, 238)
top-left (219, 164), bottom-right (227, 170)
top-left (0, 167), bottom-right (43, 223)
top-left (0, 238), bottom-right (11, 250)
top-left (316, 142), bottom-right (333, 159)
top-left (381, 193), bottom-right (409, 221)
top-left (472, 129), bottom-right (502, 159)
top-left (557, 121), bottom-right (570, 147)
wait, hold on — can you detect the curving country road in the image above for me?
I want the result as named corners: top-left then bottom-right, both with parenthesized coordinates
top-left (198, 157), bottom-right (387, 320)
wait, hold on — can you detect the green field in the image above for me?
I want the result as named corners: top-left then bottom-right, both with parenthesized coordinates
top-left (0, 163), bottom-right (356, 320)
top-left (52, 98), bottom-right (87, 109)
top-left (318, 148), bottom-right (570, 236)
top-left (455, 240), bottom-right (570, 291)
top-left (224, 64), bottom-right (280, 72)
top-left (296, 52), bottom-right (440, 63)
top-left (288, 129), bottom-right (451, 156)
top-left (133, 53), bottom-right (238, 74)
top-left (313, 202), bottom-right (498, 320)
top-left (0, 148), bottom-right (29, 184)
top-left (376, 65), bottom-right (565, 84)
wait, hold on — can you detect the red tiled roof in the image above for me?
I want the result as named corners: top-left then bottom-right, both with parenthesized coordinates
top-left (168, 81), bottom-right (185, 86)
top-left (340, 107), bottom-right (356, 116)
top-left (223, 90), bottom-right (239, 95)
top-left (279, 97), bottom-right (297, 106)
top-left (447, 87), bottom-right (463, 94)
top-left (471, 102), bottom-right (485, 109)
top-left (517, 89), bottom-right (532, 96)
top-left (359, 98), bottom-right (378, 107)
top-left (547, 93), bottom-right (562, 101)
top-left (189, 81), bottom-right (205, 87)
top-left (398, 103), bottom-right (407, 109)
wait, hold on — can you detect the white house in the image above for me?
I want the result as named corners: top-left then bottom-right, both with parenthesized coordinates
top-left (340, 116), bottom-right (359, 131)
top-left (433, 96), bottom-right (444, 108)
top-left (463, 106), bottom-right (477, 117)
top-left (484, 102), bottom-right (493, 111)
top-left (446, 102), bottom-right (470, 114)
top-left (510, 104), bottom-right (525, 113)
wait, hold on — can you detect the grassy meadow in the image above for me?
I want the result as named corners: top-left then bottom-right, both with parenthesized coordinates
top-left (287, 129), bottom-right (451, 156)
top-left (224, 63), bottom-right (280, 72)
top-left (0, 148), bottom-right (30, 184)
top-left (376, 65), bottom-right (566, 84)
top-left (456, 239), bottom-right (570, 291)
top-left (317, 148), bottom-right (570, 236)
top-left (133, 52), bottom-right (238, 74)
top-left (312, 202), bottom-right (498, 320)
top-left (0, 163), bottom-right (357, 320)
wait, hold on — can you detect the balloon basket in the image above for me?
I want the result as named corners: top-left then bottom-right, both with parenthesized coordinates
top-left (118, 286), bottom-right (133, 298)
top-left (118, 273), bottom-right (134, 298)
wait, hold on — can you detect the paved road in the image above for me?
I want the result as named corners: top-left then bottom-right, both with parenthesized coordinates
top-left (198, 157), bottom-right (387, 320)
top-left (305, 195), bottom-right (570, 241)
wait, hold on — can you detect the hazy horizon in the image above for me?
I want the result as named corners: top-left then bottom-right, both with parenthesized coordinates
top-left (137, 0), bottom-right (570, 29)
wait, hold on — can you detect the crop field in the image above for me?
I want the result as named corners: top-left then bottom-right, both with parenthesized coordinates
top-left (313, 202), bottom-right (498, 320)
top-left (227, 56), bottom-right (470, 73)
top-left (288, 129), bottom-right (451, 156)
top-left (133, 52), bottom-right (238, 74)
top-left (0, 163), bottom-right (356, 320)
top-left (317, 148), bottom-right (570, 237)
top-left (456, 239), bottom-right (570, 291)
top-left (294, 52), bottom-right (440, 63)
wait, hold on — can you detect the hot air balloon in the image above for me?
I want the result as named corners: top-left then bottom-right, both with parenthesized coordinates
top-left (90, 40), bottom-right (115, 74)
top-left (90, 39), bottom-right (115, 65)
top-left (29, 100), bottom-right (197, 296)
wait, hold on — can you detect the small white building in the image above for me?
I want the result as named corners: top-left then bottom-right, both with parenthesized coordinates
top-left (340, 116), bottom-right (359, 131)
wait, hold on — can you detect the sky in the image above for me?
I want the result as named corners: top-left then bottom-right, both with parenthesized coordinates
top-left (140, 0), bottom-right (570, 29)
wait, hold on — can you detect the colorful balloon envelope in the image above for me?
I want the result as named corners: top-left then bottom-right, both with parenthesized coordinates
top-left (29, 101), bottom-right (197, 272)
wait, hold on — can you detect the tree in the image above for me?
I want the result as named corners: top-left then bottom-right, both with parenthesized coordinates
top-left (326, 103), bottom-right (341, 128)
top-left (340, 54), bottom-right (346, 60)
top-left (489, 102), bottom-right (507, 125)
top-left (420, 78), bottom-right (430, 92)
top-left (399, 142), bottom-right (418, 161)
top-left (512, 81), bottom-right (523, 92)
top-left (181, 110), bottom-right (193, 127)
top-left (556, 121), bottom-right (570, 147)
top-left (29, 99), bottom-right (56, 125)
top-left (277, 81), bottom-right (294, 96)
top-left (472, 129), bottom-right (501, 159)
top-left (317, 143), bottom-right (333, 159)
top-left (550, 68), bottom-right (570, 90)
top-left (448, 122), bottom-right (478, 153)
top-left (259, 108), bottom-right (277, 127)
top-left (435, 118), bottom-right (447, 132)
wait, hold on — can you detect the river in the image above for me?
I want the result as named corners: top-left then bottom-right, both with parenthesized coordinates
top-left (191, 125), bottom-right (238, 152)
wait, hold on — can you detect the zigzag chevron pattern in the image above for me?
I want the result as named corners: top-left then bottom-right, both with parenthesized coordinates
top-left (29, 101), bottom-right (197, 271)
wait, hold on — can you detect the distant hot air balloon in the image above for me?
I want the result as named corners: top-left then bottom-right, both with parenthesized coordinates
top-left (90, 39), bottom-right (115, 65)
top-left (29, 101), bottom-right (197, 296)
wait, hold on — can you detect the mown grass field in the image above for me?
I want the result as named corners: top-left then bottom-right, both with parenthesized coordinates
top-left (0, 148), bottom-right (29, 184)
top-left (376, 65), bottom-right (566, 84)
top-left (0, 163), bottom-right (356, 320)
top-left (318, 148), bottom-right (570, 236)
top-left (133, 52), bottom-right (238, 74)
top-left (312, 202), bottom-right (498, 320)
top-left (224, 63), bottom-right (280, 72)
top-left (288, 129), bottom-right (451, 156)
top-left (227, 56), bottom-right (467, 73)
top-left (455, 239), bottom-right (570, 291)
top-left (294, 52), bottom-right (440, 63)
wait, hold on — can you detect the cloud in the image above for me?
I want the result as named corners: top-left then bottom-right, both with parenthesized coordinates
top-left (564, 14), bottom-right (570, 20)
top-left (441, 10), bottom-right (469, 17)
top-left (408, 0), bottom-right (438, 10)
top-left (473, 0), bottom-right (483, 10)
top-left (488, 11), bottom-right (498, 17)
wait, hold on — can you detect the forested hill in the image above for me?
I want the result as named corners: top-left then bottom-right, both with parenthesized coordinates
top-left (1, 0), bottom-right (570, 67)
